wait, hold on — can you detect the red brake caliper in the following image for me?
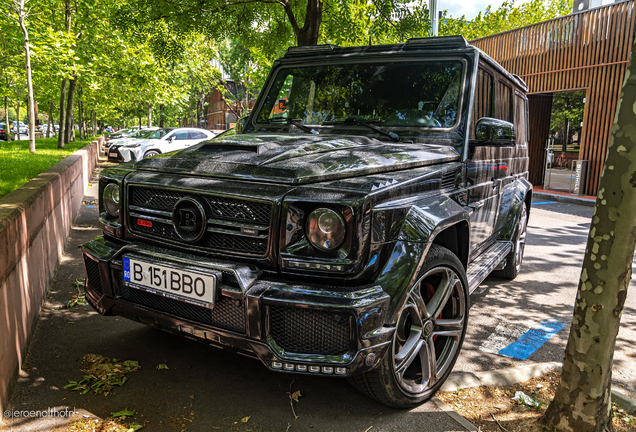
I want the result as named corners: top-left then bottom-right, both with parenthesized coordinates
top-left (423, 280), bottom-right (441, 342)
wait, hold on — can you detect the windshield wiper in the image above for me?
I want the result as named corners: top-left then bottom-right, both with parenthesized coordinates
top-left (263, 117), bottom-right (318, 134)
top-left (323, 118), bottom-right (399, 141)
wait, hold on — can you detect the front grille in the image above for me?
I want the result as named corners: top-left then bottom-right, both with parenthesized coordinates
top-left (84, 256), bottom-right (103, 296)
top-left (130, 187), bottom-right (271, 225)
top-left (119, 281), bottom-right (246, 333)
top-left (128, 186), bottom-right (273, 256)
top-left (268, 306), bottom-right (351, 355)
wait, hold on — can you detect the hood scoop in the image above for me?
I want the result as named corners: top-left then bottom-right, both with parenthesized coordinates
top-left (199, 142), bottom-right (262, 154)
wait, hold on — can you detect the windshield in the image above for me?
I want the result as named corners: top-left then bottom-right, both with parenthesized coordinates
top-left (134, 129), bottom-right (158, 138)
top-left (144, 129), bottom-right (171, 139)
top-left (255, 60), bottom-right (463, 131)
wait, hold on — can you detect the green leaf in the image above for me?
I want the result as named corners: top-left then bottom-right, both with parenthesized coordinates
top-left (111, 408), bottom-right (136, 418)
top-left (156, 364), bottom-right (169, 370)
top-left (128, 423), bottom-right (144, 431)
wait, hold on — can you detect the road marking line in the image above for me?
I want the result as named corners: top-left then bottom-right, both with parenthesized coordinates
top-left (479, 321), bottom-right (528, 354)
top-left (498, 319), bottom-right (567, 360)
top-left (532, 201), bottom-right (557, 205)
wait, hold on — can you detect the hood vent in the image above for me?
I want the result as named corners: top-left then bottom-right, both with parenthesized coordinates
top-left (440, 171), bottom-right (457, 190)
top-left (200, 143), bottom-right (261, 154)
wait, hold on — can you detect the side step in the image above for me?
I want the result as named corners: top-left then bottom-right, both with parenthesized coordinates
top-left (466, 241), bottom-right (513, 294)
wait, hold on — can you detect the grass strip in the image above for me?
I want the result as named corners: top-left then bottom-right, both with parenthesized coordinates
top-left (0, 136), bottom-right (97, 199)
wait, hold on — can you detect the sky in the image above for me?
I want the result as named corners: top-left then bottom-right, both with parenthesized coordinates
top-left (442, 0), bottom-right (515, 19)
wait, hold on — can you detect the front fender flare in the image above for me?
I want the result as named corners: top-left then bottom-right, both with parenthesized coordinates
top-left (374, 196), bottom-right (470, 324)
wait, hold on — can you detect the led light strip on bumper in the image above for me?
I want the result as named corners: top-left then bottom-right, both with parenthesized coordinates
top-left (271, 361), bottom-right (346, 375)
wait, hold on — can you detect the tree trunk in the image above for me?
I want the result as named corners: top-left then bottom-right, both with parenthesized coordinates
top-left (78, 98), bottom-right (83, 140)
top-left (147, 103), bottom-right (152, 127)
top-left (542, 39), bottom-right (636, 432)
top-left (283, 0), bottom-right (322, 46)
top-left (58, 79), bottom-right (67, 148)
top-left (47, 101), bottom-right (54, 138)
top-left (15, 100), bottom-right (20, 140)
top-left (159, 103), bottom-right (164, 127)
top-left (138, 114), bottom-right (141, 130)
top-left (4, 97), bottom-right (10, 143)
top-left (65, 77), bottom-right (76, 144)
top-left (16, 0), bottom-right (36, 152)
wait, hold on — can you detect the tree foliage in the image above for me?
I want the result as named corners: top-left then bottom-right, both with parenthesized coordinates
top-left (440, 0), bottom-right (573, 40)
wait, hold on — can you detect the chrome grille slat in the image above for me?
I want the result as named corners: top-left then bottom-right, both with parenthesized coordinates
top-left (128, 185), bottom-right (273, 256)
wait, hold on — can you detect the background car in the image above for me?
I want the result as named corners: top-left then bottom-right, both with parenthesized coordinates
top-left (0, 123), bottom-right (7, 141)
top-left (107, 127), bottom-right (215, 162)
top-left (106, 126), bottom-right (142, 141)
top-left (104, 127), bottom-right (159, 149)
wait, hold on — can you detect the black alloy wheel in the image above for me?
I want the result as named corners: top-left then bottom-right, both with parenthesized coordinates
top-left (349, 244), bottom-right (469, 408)
top-left (493, 202), bottom-right (528, 280)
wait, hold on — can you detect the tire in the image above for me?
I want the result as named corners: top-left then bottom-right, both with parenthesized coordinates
top-left (143, 150), bottom-right (160, 158)
top-left (493, 202), bottom-right (528, 280)
top-left (348, 244), bottom-right (469, 408)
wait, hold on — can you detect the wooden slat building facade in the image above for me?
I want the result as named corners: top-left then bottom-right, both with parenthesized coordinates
top-left (471, 0), bottom-right (636, 195)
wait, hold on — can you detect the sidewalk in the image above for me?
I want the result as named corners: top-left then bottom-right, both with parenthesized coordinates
top-left (532, 185), bottom-right (596, 207)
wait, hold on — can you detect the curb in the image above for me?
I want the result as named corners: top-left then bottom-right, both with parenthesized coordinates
top-left (533, 191), bottom-right (596, 207)
top-left (440, 362), bottom-right (562, 392)
top-left (432, 397), bottom-right (479, 431)
top-left (441, 362), bottom-right (636, 416)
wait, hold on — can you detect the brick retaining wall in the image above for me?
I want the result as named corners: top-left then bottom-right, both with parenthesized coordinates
top-left (0, 138), bottom-right (103, 417)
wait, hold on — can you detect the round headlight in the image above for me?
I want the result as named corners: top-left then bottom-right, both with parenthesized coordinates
top-left (103, 183), bottom-right (120, 217)
top-left (306, 208), bottom-right (346, 251)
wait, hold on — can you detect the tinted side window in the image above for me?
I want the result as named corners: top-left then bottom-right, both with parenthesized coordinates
top-left (188, 131), bottom-right (207, 139)
top-left (471, 68), bottom-right (493, 139)
top-left (171, 131), bottom-right (189, 141)
top-left (514, 92), bottom-right (528, 145)
top-left (497, 82), bottom-right (513, 122)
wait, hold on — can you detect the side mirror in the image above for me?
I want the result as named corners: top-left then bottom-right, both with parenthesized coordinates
top-left (474, 117), bottom-right (515, 146)
top-left (235, 116), bottom-right (248, 134)
top-left (167, 135), bottom-right (175, 143)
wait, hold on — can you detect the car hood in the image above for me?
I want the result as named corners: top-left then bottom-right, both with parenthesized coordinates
top-left (132, 133), bottom-right (460, 185)
top-left (118, 138), bottom-right (161, 148)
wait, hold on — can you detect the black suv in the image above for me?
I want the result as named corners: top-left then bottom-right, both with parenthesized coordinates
top-left (81, 36), bottom-right (531, 408)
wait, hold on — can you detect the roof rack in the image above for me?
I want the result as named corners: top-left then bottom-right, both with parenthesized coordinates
top-left (404, 35), bottom-right (469, 49)
top-left (285, 44), bottom-right (339, 57)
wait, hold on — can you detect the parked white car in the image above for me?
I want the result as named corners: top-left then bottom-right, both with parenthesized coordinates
top-left (107, 128), bottom-right (215, 163)
top-left (104, 127), bottom-right (160, 149)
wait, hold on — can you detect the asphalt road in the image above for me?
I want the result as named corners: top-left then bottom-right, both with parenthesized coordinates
top-left (4, 176), bottom-right (636, 432)
top-left (458, 198), bottom-right (636, 399)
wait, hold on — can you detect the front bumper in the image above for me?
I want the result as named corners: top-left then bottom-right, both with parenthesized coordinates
top-left (107, 147), bottom-right (139, 163)
top-left (81, 236), bottom-right (394, 377)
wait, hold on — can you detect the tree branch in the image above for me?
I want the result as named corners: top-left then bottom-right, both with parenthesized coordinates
top-left (371, 0), bottom-right (406, 40)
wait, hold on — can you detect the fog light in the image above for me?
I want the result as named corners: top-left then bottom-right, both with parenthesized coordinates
top-left (335, 367), bottom-right (347, 375)
top-left (284, 363), bottom-right (295, 371)
top-left (322, 367), bottom-right (334, 374)
top-left (296, 365), bottom-right (307, 372)
top-left (272, 361), bottom-right (282, 369)
top-left (309, 366), bottom-right (320, 373)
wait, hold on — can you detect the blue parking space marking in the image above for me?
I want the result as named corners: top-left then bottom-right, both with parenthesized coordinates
top-left (532, 201), bottom-right (557, 205)
top-left (498, 319), bottom-right (567, 360)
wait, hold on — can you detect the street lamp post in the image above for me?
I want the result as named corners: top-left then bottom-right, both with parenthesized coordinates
top-left (429, 0), bottom-right (439, 36)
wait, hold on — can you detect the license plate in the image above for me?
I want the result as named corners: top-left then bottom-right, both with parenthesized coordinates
top-left (109, 152), bottom-right (118, 158)
top-left (122, 257), bottom-right (217, 308)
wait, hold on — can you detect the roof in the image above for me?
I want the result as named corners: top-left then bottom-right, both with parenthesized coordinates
top-left (283, 35), bottom-right (528, 92)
